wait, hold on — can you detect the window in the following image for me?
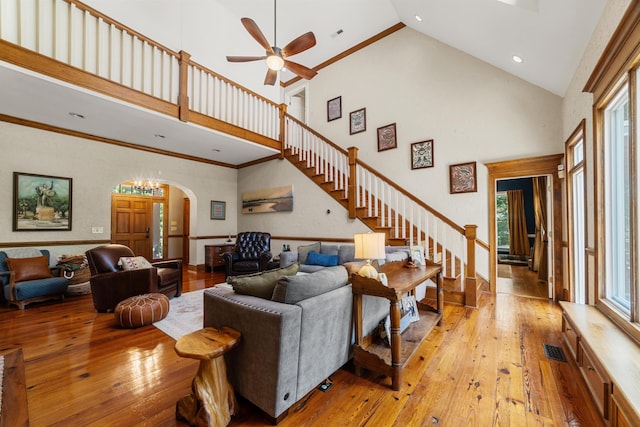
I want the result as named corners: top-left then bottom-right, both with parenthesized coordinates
top-left (496, 192), bottom-right (509, 249)
top-left (566, 121), bottom-right (586, 304)
top-left (584, 3), bottom-right (640, 340)
top-left (604, 85), bottom-right (632, 314)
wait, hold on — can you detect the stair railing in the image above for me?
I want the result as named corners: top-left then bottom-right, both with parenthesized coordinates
top-left (284, 115), bottom-right (479, 299)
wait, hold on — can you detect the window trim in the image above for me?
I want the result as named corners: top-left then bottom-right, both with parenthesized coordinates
top-left (565, 119), bottom-right (587, 304)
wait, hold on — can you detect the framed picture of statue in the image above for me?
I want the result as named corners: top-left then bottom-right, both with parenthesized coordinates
top-left (13, 172), bottom-right (72, 231)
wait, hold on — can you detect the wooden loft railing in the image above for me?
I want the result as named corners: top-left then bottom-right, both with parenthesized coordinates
top-left (0, 0), bottom-right (487, 305)
top-left (284, 114), bottom-right (486, 307)
top-left (0, 0), bottom-right (281, 151)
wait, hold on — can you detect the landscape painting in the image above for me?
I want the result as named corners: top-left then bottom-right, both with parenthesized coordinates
top-left (242, 185), bottom-right (294, 214)
top-left (13, 172), bottom-right (72, 231)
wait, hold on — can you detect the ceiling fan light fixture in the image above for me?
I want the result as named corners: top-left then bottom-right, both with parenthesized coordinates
top-left (266, 53), bottom-right (284, 71)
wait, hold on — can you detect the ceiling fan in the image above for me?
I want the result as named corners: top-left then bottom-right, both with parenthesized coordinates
top-left (226, 0), bottom-right (318, 85)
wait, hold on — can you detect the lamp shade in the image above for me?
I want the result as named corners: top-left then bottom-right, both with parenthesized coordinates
top-left (354, 233), bottom-right (386, 261)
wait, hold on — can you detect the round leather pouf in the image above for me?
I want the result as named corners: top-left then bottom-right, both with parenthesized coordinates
top-left (114, 293), bottom-right (170, 329)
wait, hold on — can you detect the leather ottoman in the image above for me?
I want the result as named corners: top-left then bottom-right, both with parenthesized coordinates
top-left (114, 293), bottom-right (170, 328)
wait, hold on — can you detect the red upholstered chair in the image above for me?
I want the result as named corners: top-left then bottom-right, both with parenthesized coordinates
top-left (85, 244), bottom-right (182, 312)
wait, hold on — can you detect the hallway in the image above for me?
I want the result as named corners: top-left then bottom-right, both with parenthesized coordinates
top-left (497, 263), bottom-right (549, 299)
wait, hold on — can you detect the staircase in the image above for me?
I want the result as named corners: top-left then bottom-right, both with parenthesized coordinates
top-left (284, 116), bottom-right (481, 306)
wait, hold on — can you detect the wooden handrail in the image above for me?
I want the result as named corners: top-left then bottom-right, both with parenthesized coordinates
top-left (68, 1), bottom-right (180, 58)
top-left (188, 60), bottom-right (280, 109)
top-left (285, 114), bottom-right (349, 156)
top-left (356, 157), bottom-right (466, 235)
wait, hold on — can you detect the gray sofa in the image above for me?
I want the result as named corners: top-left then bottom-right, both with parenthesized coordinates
top-left (279, 241), bottom-right (413, 273)
top-left (203, 265), bottom-right (388, 421)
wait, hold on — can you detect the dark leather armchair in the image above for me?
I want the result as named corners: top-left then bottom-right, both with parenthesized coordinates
top-left (85, 244), bottom-right (182, 312)
top-left (222, 232), bottom-right (272, 277)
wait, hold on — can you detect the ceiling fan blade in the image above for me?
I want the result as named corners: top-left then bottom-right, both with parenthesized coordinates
top-left (226, 55), bottom-right (266, 63)
top-left (241, 17), bottom-right (274, 54)
top-left (284, 60), bottom-right (317, 80)
top-left (264, 68), bottom-right (278, 86)
top-left (281, 32), bottom-right (316, 58)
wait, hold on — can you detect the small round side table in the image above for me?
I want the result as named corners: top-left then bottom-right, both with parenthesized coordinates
top-left (174, 326), bottom-right (241, 427)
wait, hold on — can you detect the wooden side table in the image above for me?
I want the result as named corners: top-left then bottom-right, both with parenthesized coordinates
top-left (175, 327), bottom-right (241, 427)
top-left (204, 244), bottom-right (235, 272)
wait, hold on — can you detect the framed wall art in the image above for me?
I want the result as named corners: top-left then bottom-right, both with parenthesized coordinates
top-left (449, 161), bottom-right (477, 194)
top-left (411, 140), bottom-right (434, 169)
top-left (377, 123), bottom-right (397, 152)
top-left (210, 200), bottom-right (226, 220)
top-left (327, 96), bottom-right (342, 121)
top-left (13, 172), bottom-right (72, 231)
top-left (242, 185), bottom-right (294, 214)
top-left (349, 108), bottom-right (366, 135)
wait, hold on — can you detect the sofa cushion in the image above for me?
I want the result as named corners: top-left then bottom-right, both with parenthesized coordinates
top-left (6, 256), bottom-right (52, 282)
top-left (272, 266), bottom-right (348, 304)
top-left (343, 260), bottom-right (367, 276)
top-left (320, 244), bottom-right (339, 256)
top-left (338, 245), bottom-right (355, 264)
top-left (229, 263), bottom-right (299, 299)
top-left (297, 242), bottom-right (320, 264)
top-left (306, 251), bottom-right (338, 267)
top-left (119, 256), bottom-right (152, 271)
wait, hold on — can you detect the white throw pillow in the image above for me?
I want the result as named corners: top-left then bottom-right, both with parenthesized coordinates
top-left (118, 256), bottom-right (153, 270)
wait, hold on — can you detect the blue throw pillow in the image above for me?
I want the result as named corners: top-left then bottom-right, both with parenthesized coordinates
top-left (306, 251), bottom-right (339, 267)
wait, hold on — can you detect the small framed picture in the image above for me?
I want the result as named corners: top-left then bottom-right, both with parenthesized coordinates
top-left (350, 108), bottom-right (366, 135)
top-left (411, 246), bottom-right (425, 266)
top-left (327, 96), bottom-right (342, 122)
top-left (449, 161), bottom-right (477, 194)
top-left (411, 140), bottom-right (434, 169)
top-left (377, 272), bottom-right (388, 286)
top-left (210, 200), bottom-right (226, 220)
top-left (377, 123), bottom-right (397, 152)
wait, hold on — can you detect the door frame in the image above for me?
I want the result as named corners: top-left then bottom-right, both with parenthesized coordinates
top-left (486, 154), bottom-right (564, 300)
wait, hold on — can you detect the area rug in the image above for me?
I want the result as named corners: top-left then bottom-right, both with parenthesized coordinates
top-left (153, 289), bottom-right (205, 340)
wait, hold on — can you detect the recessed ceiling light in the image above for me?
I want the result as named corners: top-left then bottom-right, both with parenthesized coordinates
top-left (68, 112), bottom-right (85, 119)
top-left (512, 55), bottom-right (523, 63)
top-left (415, 15), bottom-right (423, 22)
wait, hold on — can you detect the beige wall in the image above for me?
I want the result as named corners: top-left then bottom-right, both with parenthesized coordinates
top-left (0, 121), bottom-right (237, 266)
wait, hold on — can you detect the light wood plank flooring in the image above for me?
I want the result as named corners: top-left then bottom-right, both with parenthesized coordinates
top-left (497, 263), bottom-right (549, 299)
top-left (0, 270), bottom-right (601, 426)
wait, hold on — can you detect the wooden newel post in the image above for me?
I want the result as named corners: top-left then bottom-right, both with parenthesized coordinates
top-left (279, 104), bottom-right (287, 159)
top-left (464, 224), bottom-right (478, 308)
top-left (348, 147), bottom-right (358, 219)
top-left (178, 50), bottom-right (191, 123)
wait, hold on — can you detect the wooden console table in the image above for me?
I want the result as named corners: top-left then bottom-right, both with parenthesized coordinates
top-left (351, 260), bottom-right (443, 391)
top-left (175, 327), bottom-right (241, 427)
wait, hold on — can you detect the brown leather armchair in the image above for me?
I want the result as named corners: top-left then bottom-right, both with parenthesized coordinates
top-left (85, 244), bottom-right (182, 312)
top-left (222, 232), bottom-right (272, 277)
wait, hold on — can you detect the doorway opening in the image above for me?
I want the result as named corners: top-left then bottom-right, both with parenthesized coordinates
top-left (486, 154), bottom-right (564, 300)
top-left (495, 176), bottom-right (551, 299)
top-left (284, 84), bottom-right (308, 123)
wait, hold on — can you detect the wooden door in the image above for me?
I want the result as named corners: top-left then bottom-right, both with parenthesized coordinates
top-left (111, 195), bottom-right (153, 259)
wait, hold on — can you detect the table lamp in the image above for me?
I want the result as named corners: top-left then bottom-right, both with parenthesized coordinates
top-left (354, 232), bottom-right (386, 278)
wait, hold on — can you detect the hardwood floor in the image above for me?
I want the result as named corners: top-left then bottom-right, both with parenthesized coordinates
top-left (0, 270), bottom-right (602, 426)
top-left (497, 263), bottom-right (549, 299)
